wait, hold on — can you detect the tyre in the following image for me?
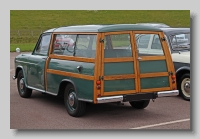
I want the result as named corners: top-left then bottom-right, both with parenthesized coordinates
top-left (129, 100), bottom-right (150, 109)
top-left (178, 73), bottom-right (190, 101)
top-left (17, 70), bottom-right (32, 98)
top-left (64, 84), bottom-right (86, 117)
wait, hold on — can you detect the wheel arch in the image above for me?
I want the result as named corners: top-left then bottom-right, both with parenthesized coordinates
top-left (57, 79), bottom-right (78, 98)
top-left (176, 66), bottom-right (190, 82)
top-left (15, 66), bottom-right (28, 87)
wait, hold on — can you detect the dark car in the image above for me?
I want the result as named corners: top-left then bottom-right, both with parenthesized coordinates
top-left (136, 24), bottom-right (190, 101)
top-left (136, 23), bottom-right (170, 28)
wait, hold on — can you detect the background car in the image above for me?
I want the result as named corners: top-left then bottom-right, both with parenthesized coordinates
top-left (136, 23), bottom-right (190, 101)
top-left (136, 23), bottom-right (170, 28)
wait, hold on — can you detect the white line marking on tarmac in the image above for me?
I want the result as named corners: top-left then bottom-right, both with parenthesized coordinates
top-left (130, 118), bottom-right (190, 129)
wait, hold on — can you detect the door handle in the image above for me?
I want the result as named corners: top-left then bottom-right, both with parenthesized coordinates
top-left (77, 65), bottom-right (83, 73)
top-left (137, 57), bottom-right (142, 60)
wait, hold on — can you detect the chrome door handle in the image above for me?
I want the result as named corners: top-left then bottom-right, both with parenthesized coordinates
top-left (137, 57), bottom-right (142, 60)
top-left (77, 65), bottom-right (83, 73)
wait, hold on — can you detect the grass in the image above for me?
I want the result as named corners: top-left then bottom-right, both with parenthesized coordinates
top-left (10, 10), bottom-right (190, 52)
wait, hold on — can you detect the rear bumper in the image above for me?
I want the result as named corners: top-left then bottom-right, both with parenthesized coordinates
top-left (96, 90), bottom-right (179, 104)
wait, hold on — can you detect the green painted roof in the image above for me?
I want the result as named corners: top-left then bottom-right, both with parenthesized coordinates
top-left (44, 24), bottom-right (162, 33)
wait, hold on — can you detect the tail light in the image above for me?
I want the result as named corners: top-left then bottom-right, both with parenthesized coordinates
top-left (96, 80), bottom-right (101, 90)
top-left (171, 75), bottom-right (176, 84)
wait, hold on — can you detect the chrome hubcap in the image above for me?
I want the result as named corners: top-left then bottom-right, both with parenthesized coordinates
top-left (184, 80), bottom-right (190, 94)
top-left (68, 92), bottom-right (75, 107)
top-left (181, 78), bottom-right (190, 97)
top-left (20, 78), bottom-right (24, 90)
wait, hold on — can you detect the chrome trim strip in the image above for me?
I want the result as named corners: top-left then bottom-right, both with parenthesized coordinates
top-left (45, 91), bottom-right (57, 96)
top-left (78, 98), bottom-right (93, 103)
top-left (27, 86), bottom-right (57, 96)
top-left (97, 95), bottom-right (123, 104)
top-left (27, 86), bottom-right (45, 93)
top-left (157, 90), bottom-right (179, 97)
top-left (16, 60), bottom-right (38, 65)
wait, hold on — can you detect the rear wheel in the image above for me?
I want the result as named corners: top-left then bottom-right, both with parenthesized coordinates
top-left (178, 73), bottom-right (190, 101)
top-left (17, 70), bottom-right (32, 98)
top-left (64, 84), bottom-right (86, 117)
top-left (129, 100), bottom-right (150, 109)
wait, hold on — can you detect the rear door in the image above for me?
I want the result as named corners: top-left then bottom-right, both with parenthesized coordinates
top-left (134, 31), bottom-right (175, 93)
top-left (100, 31), bottom-right (175, 97)
top-left (100, 31), bottom-right (139, 96)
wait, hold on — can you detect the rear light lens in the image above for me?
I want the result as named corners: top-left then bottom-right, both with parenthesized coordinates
top-left (96, 80), bottom-right (101, 85)
top-left (171, 75), bottom-right (176, 80)
top-left (171, 75), bottom-right (176, 84)
top-left (96, 80), bottom-right (101, 90)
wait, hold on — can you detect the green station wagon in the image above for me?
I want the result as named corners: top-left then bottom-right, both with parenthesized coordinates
top-left (13, 24), bottom-right (179, 117)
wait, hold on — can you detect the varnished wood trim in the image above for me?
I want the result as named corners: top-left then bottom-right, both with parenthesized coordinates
top-left (104, 31), bottom-right (131, 35)
top-left (159, 32), bottom-right (176, 89)
top-left (140, 72), bottom-right (169, 78)
top-left (139, 56), bottom-right (166, 61)
top-left (52, 32), bottom-right (98, 35)
top-left (49, 54), bottom-right (95, 63)
top-left (133, 31), bottom-right (160, 34)
top-left (93, 33), bottom-right (102, 103)
top-left (47, 69), bottom-right (94, 80)
top-left (140, 87), bottom-right (171, 93)
top-left (131, 31), bottom-right (140, 92)
top-left (100, 33), bottom-right (105, 96)
top-left (103, 90), bottom-right (137, 96)
top-left (104, 74), bottom-right (135, 80)
top-left (104, 57), bottom-right (134, 63)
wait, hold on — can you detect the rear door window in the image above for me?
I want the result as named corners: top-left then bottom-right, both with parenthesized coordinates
top-left (104, 34), bottom-right (132, 58)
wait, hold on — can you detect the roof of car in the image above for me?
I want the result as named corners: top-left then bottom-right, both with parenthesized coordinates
top-left (44, 24), bottom-right (163, 33)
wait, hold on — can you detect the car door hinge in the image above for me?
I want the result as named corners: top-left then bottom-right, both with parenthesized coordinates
top-left (100, 38), bottom-right (104, 43)
top-left (168, 71), bottom-right (173, 76)
top-left (161, 37), bottom-right (166, 42)
top-left (99, 76), bottom-right (104, 80)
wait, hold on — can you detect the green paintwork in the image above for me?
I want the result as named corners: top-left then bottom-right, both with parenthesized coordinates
top-left (140, 76), bottom-right (169, 89)
top-left (104, 49), bottom-right (132, 58)
top-left (26, 55), bottom-right (47, 90)
top-left (48, 59), bottom-right (95, 76)
top-left (15, 53), bottom-right (47, 90)
top-left (104, 62), bottom-right (134, 75)
top-left (104, 79), bottom-right (135, 92)
top-left (45, 24), bottom-right (162, 33)
top-left (47, 73), bottom-right (93, 100)
top-left (71, 77), bottom-right (93, 100)
top-left (139, 60), bottom-right (167, 73)
top-left (47, 73), bottom-right (64, 94)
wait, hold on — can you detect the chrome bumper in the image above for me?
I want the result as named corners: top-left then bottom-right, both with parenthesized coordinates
top-left (97, 96), bottom-right (123, 103)
top-left (96, 90), bottom-right (179, 104)
top-left (157, 90), bottom-right (179, 97)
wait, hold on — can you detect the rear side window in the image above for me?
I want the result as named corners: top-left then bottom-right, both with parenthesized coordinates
top-left (104, 34), bottom-right (132, 58)
top-left (52, 34), bottom-right (97, 58)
